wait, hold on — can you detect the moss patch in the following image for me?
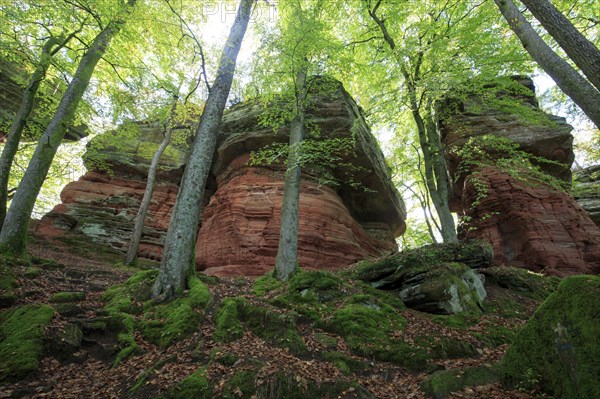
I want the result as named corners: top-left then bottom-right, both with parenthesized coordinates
top-left (159, 368), bottom-right (213, 399)
top-left (420, 365), bottom-right (500, 398)
top-left (0, 304), bottom-right (54, 381)
top-left (215, 298), bottom-right (244, 342)
top-left (50, 291), bottom-right (86, 303)
top-left (103, 270), bottom-right (212, 364)
top-left (325, 296), bottom-right (427, 370)
top-left (221, 297), bottom-right (306, 355)
top-left (502, 275), bottom-right (600, 399)
top-left (0, 259), bottom-right (18, 307)
top-left (481, 266), bottom-right (560, 301)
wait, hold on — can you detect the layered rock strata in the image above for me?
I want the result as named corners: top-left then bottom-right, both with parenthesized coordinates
top-left (37, 79), bottom-right (406, 275)
top-left (441, 77), bottom-right (600, 276)
top-left (573, 164), bottom-right (600, 227)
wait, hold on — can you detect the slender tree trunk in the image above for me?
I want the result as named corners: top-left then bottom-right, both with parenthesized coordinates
top-left (494, 0), bottom-right (600, 128)
top-left (0, 0), bottom-right (136, 256)
top-left (274, 67), bottom-right (307, 281)
top-left (0, 36), bottom-right (63, 231)
top-left (519, 0), bottom-right (600, 91)
top-left (152, 0), bottom-right (255, 301)
top-left (367, 2), bottom-right (457, 242)
top-left (125, 98), bottom-right (178, 266)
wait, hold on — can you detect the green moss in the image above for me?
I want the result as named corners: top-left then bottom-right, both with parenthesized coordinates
top-left (0, 304), bottom-right (54, 381)
top-left (103, 269), bottom-right (158, 314)
top-left (50, 291), bottom-right (86, 303)
top-left (420, 365), bottom-right (500, 398)
top-left (255, 372), bottom-right (363, 399)
top-left (355, 241), bottom-right (492, 282)
top-left (103, 272), bottom-right (212, 363)
top-left (215, 298), bottom-right (244, 342)
top-left (252, 275), bottom-right (283, 296)
top-left (482, 266), bottom-right (560, 301)
top-left (430, 313), bottom-right (477, 329)
top-left (429, 337), bottom-right (478, 359)
top-left (31, 256), bottom-right (64, 270)
top-left (326, 298), bottom-right (428, 370)
top-left (221, 370), bottom-right (257, 399)
top-left (322, 351), bottom-right (367, 374)
top-left (0, 259), bottom-right (18, 306)
top-left (226, 297), bottom-right (306, 355)
top-left (139, 276), bottom-right (211, 348)
top-left (270, 270), bottom-right (346, 322)
top-left (474, 324), bottom-right (514, 348)
top-left (502, 276), bottom-right (600, 399)
top-left (160, 368), bottom-right (213, 399)
top-left (24, 267), bottom-right (42, 278)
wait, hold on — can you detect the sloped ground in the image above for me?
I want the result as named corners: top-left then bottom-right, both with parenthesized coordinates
top-left (0, 236), bottom-right (549, 399)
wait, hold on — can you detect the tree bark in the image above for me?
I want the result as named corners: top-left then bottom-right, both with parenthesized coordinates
top-left (274, 67), bottom-right (307, 281)
top-left (367, 2), bottom-right (457, 243)
top-left (0, 0), bottom-right (137, 256)
top-left (0, 36), bottom-right (65, 231)
top-left (519, 0), bottom-right (600, 91)
top-left (494, 0), bottom-right (600, 128)
top-left (125, 98), bottom-right (178, 266)
top-left (152, 0), bottom-right (255, 301)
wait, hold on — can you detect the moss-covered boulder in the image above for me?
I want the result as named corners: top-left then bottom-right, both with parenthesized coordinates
top-left (0, 304), bottom-right (55, 381)
top-left (0, 256), bottom-right (22, 307)
top-left (502, 275), bottom-right (600, 398)
top-left (357, 245), bottom-right (487, 314)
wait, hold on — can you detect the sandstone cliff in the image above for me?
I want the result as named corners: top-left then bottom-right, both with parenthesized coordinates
top-left (440, 77), bottom-right (600, 276)
top-left (37, 80), bottom-right (406, 275)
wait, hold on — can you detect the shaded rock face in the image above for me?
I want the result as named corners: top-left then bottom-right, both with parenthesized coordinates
top-left (460, 167), bottom-right (600, 276)
top-left (37, 79), bottom-right (406, 275)
top-left (573, 164), bottom-right (600, 227)
top-left (440, 77), bottom-right (600, 276)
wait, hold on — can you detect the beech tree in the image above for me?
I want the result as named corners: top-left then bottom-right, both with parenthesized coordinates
top-left (493, 0), bottom-right (600, 128)
top-left (519, 0), bottom-right (600, 92)
top-left (0, 34), bottom-right (75, 230)
top-left (0, 0), bottom-right (138, 255)
top-left (152, 0), bottom-right (255, 301)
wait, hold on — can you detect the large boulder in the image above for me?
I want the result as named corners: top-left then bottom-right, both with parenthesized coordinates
top-left (36, 78), bottom-right (406, 275)
top-left (356, 241), bottom-right (491, 314)
top-left (440, 77), bottom-right (600, 276)
top-left (502, 275), bottom-right (600, 398)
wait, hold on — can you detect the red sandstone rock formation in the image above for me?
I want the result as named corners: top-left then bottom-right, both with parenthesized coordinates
top-left (460, 167), bottom-right (600, 276)
top-left (441, 77), bottom-right (600, 276)
top-left (37, 79), bottom-right (406, 275)
top-left (197, 157), bottom-right (397, 276)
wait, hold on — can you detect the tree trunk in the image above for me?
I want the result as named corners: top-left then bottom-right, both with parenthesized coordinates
top-left (519, 0), bottom-right (600, 91)
top-left (494, 0), bottom-right (600, 128)
top-left (0, 36), bottom-right (64, 231)
top-left (274, 68), bottom-right (307, 281)
top-left (152, 0), bottom-right (255, 301)
top-left (367, 3), bottom-right (457, 242)
top-left (125, 98), bottom-right (178, 266)
top-left (0, 0), bottom-right (137, 256)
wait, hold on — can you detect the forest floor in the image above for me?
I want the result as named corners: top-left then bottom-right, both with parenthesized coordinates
top-left (0, 234), bottom-right (546, 399)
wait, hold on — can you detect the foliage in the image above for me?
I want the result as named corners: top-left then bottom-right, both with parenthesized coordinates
top-left (159, 368), bottom-right (213, 399)
top-left (0, 304), bottom-right (54, 381)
